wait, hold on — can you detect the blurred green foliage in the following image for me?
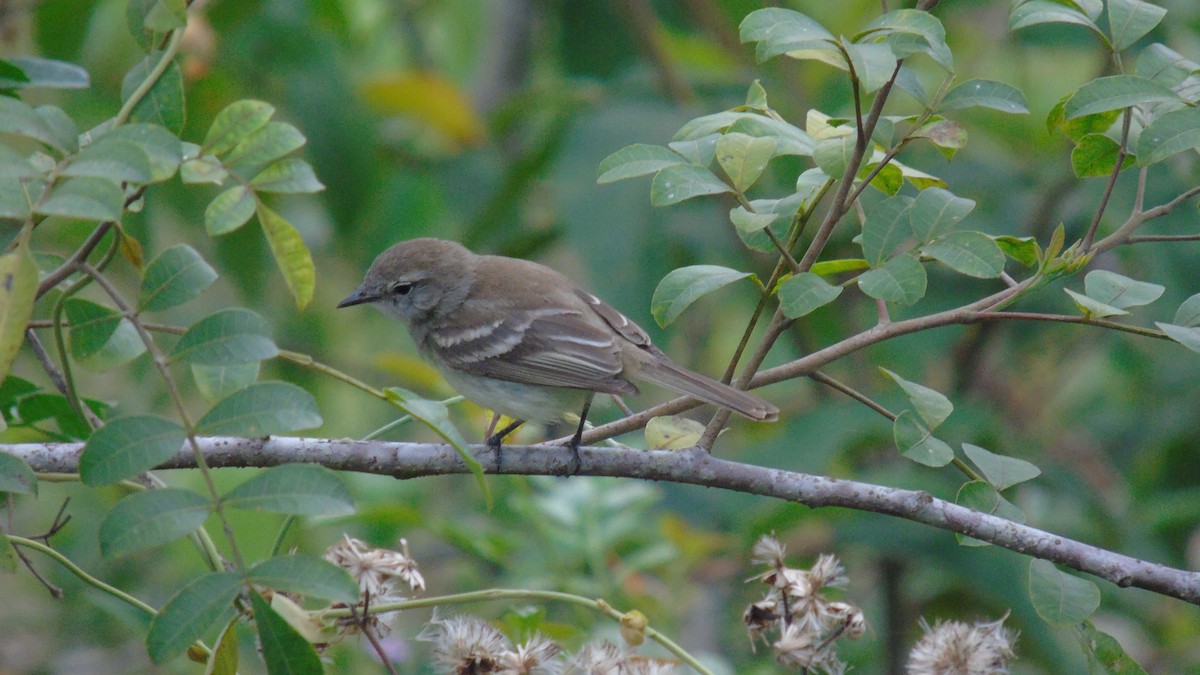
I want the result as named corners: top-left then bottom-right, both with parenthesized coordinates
top-left (1, 0), bottom-right (1200, 672)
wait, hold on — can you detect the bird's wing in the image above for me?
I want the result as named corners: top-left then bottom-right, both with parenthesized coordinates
top-left (428, 306), bottom-right (639, 395)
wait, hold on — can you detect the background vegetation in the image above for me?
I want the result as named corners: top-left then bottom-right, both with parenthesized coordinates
top-left (2, 0), bottom-right (1200, 672)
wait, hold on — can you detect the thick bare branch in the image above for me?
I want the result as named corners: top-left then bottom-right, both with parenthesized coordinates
top-left (6, 437), bottom-right (1199, 605)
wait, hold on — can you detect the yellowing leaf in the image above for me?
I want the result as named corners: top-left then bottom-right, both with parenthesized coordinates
top-left (359, 71), bottom-right (486, 146)
top-left (256, 205), bottom-right (315, 310)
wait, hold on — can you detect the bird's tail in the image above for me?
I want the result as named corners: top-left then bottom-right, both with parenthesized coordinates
top-left (633, 354), bottom-right (778, 422)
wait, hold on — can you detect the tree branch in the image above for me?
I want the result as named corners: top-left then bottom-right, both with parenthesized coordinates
top-left (6, 437), bottom-right (1198, 604)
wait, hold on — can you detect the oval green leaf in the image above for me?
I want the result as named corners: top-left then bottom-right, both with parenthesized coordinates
top-left (0, 238), bottom-right (38, 383)
top-left (225, 121), bottom-right (306, 178)
top-left (651, 265), bottom-right (753, 327)
top-left (1071, 133), bottom-right (1134, 177)
top-left (249, 158), bottom-right (324, 194)
top-left (247, 554), bottom-right (359, 604)
top-left (778, 272), bottom-right (842, 319)
top-left (147, 571), bottom-right (241, 664)
top-left (79, 415), bottom-right (186, 485)
top-left (893, 409), bottom-right (954, 467)
top-left (63, 139), bottom-right (153, 184)
top-left (1108, 0), bottom-right (1166, 51)
top-left (0, 451), bottom-right (36, 495)
top-left (191, 362), bottom-right (260, 402)
top-left (861, 194), bottom-right (914, 265)
top-left (739, 8), bottom-right (834, 63)
top-left (1083, 270), bottom-right (1164, 309)
top-left (962, 443), bottom-right (1041, 491)
top-left (715, 132), bottom-right (776, 192)
top-left (940, 79), bottom-right (1029, 114)
top-left (880, 368), bottom-right (953, 430)
top-left (250, 590), bottom-right (324, 675)
top-left (1062, 75), bottom-right (1178, 119)
top-left (204, 99), bottom-right (275, 157)
top-left (858, 253), bottom-right (927, 305)
top-left (63, 298), bottom-right (121, 360)
top-left (1155, 322), bottom-right (1200, 353)
top-left (256, 204), bottom-right (315, 310)
top-left (139, 244), bottom-right (218, 312)
top-left (222, 464), bottom-right (354, 516)
top-left (170, 308), bottom-right (278, 365)
top-left (596, 144), bottom-right (686, 184)
top-left (909, 187), bottom-right (975, 242)
top-left (922, 231), bottom-right (1006, 279)
top-left (204, 185), bottom-right (256, 236)
top-left (99, 123), bottom-right (182, 183)
top-left (99, 488), bottom-right (212, 558)
top-left (1136, 108), bottom-right (1200, 166)
top-left (955, 480), bottom-right (1026, 546)
top-left (120, 55), bottom-right (185, 134)
top-left (195, 381), bottom-right (322, 436)
top-left (1028, 559), bottom-right (1101, 624)
top-left (649, 164), bottom-right (732, 206)
top-left (35, 177), bottom-right (124, 222)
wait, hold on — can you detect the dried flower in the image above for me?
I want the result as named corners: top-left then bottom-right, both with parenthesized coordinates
top-left (324, 534), bottom-right (426, 603)
top-left (751, 534), bottom-right (788, 568)
top-left (807, 554), bottom-right (848, 591)
top-left (497, 633), bottom-right (563, 674)
top-left (907, 616), bottom-right (1017, 675)
top-left (418, 612), bottom-right (511, 674)
top-left (563, 641), bottom-right (625, 674)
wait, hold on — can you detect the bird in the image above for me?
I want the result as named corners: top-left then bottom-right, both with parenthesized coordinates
top-left (337, 238), bottom-right (777, 470)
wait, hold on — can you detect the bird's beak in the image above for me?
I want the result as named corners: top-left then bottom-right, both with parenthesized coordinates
top-left (337, 286), bottom-right (379, 308)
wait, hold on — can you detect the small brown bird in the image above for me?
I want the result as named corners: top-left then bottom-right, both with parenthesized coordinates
top-left (338, 238), bottom-right (777, 465)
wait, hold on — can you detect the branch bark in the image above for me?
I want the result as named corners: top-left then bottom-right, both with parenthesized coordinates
top-left (6, 437), bottom-right (1198, 605)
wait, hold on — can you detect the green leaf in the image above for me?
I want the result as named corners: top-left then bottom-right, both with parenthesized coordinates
top-left (0, 451), bottom-right (36, 495)
top-left (171, 308), bottom-right (278, 365)
top-left (596, 144), bottom-right (686, 183)
top-left (865, 161), bottom-right (903, 196)
top-left (880, 368), bottom-right (953, 430)
top-left (204, 100), bottom-right (276, 157)
top-left (911, 119), bottom-right (967, 159)
top-left (225, 121), bottom-right (306, 178)
top-left (207, 617), bottom-right (240, 675)
top-left (810, 258), bottom-right (870, 276)
top-left (192, 362), bottom-right (260, 402)
top-left (715, 132), bottom-right (776, 192)
top-left (180, 155), bottom-right (227, 185)
top-left (1028, 559), bottom-right (1101, 624)
top-left (195, 381), bottom-right (322, 436)
top-left (205, 185), bottom-right (256, 236)
top-left (64, 139), bottom-right (153, 184)
top-left (962, 443), bottom-right (1041, 491)
top-left (79, 415), bottom-right (186, 485)
top-left (667, 134), bottom-right (719, 165)
top-left (5, 56), bottom-right (89, 90)
top-left (1079, 620), bottom-right (1149, 675)
top-left (249, 158), bottom-right (325, 194)
top-left (955, 480), bottom-right (1026, 546)
top-left (777, 273), bottom-right (843, 319)
top-left (645, 415), bottom-right (706, 450)
top-left (940, 79), bottom-right (1029, 114)
top-left (76, 319), bottom-right (147, 372)
top-left (0, 236), bottom-right (37, 383)
top-left (1083, 270), bottom-right (1164, 309)
top-left (0, 95), bottom-right (61, 150)
top-left (893, 409), bottom-right (954, 467)
top-left (745, 80), bottom-right (769, 110)
top-left (15, 393), bottom-right (108, 440)
top-left (725, 116), bottom-right (815, 156)
top-left (1062, 75), bottom-right (1178, 119)
top-left (651, 265), bottom-right (753, 327)
top-left (120, 54), bottom-right (185, 134)
top-left (250, 590), bottom-right (324, 675)
top-left (909, 187), bottom-right (975, 243)
top-left (649, 164), bottom-right (732, 206)
top-left (140, 244), bottom-right (218, 312)
top-left (99, 123), bottom-right (182, 182)
top-left (1173, 293), bottom-right (1200, 327)
top-left (147, 571), bottom-right (241, 664)
top-left (36, 106), bottom-right (78, 154)
top-left (256, 204), bottom-right (316, 310)
top-left (1135, 43), bottom-right (1198, 87)
top-left (729, 206), bottom-right (778, 236)
top-left (1136, 108), bottom-right (1200, 166)
top-left (862, 9), bottom-right (950, 68)
top-left (1047, 96), bottom-right (1121, 142)
top-left (35, 177), bottom-right (124, 222)
top-left (843, 42), bottom-right (898, 94)
top-left (861, 195), bottom-right (914, 266)
top-left (994, 236), bottom-right (1040, 267)
top-left (142, 0), bottom-right (187, 32)
top-left (1155, 322), bottom-right (1200, 353)
top-left (222, 464), bottom-right (354, 516)
top-left (1107, 0), bottom-right (1166, 51)
top-left (247, 554), bottom-right (359, 604)
top-left (381, 386), bottom-right (489, 509)
top-left (1010, 1), bottom-right (1103, 38)
top-left (63, 298), bottom-right (122, 360)
top-left (858, 252), bottom-right (926, 305)
top-left (98, 488), bottom-right (211, 558)
top-left (922, 231), bottom-right (1006, 279)
top-left (739, 8), bottom-right (834, 63)
top-left (0, 145), bottom-right (38, 178)
top-left (1064, 288), bottom-right (1127, 319)
top-left (812, 134), bottom-right (856, 179)
top-left (1072, 133), bottom-right (1135, 177)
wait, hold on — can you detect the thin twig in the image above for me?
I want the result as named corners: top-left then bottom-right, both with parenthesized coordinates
top-left (1082, 109), bottom-right (1132, 251)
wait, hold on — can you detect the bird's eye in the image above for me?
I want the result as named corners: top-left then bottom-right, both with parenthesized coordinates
top-left (392, 282), bottom-right (414, 296)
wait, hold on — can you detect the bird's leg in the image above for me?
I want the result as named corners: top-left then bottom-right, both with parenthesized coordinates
top-left (567, 394), bottom-right (594, 476)
top-left (486, 418), bottom-right (524, 473)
